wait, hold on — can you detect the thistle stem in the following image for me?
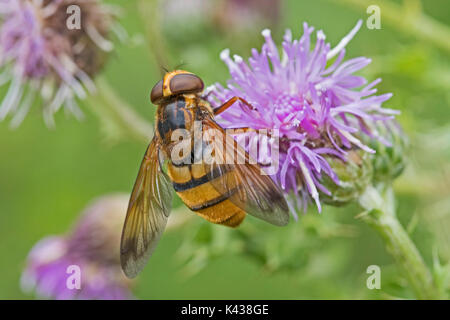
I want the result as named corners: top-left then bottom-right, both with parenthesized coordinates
top-left (358, 185), bottom-right (440, 299)
top-left (87, 77), bottom-right (153, 144)
top-left (137, 0), bottom-right (170, 72)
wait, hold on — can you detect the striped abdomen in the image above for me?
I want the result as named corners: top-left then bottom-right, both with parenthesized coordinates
top-left (167, 162), bottom-right (246, 227)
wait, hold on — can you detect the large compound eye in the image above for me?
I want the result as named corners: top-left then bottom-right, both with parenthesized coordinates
top-left (150, 80), bottom-right (163, 104)
top-left (169, 73), bottom-right (204, 95)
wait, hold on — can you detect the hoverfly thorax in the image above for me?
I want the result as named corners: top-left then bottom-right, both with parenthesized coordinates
top-left (153, 70), bottom-right (206, 144)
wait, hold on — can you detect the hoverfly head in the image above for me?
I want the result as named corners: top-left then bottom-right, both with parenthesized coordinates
top-left (150, 70), bottom-right (204, 105)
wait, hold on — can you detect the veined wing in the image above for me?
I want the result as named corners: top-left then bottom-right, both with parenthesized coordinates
top-left (120, 136), bottom-right (173, 278)
top-left (201, 117), bottom-right (289, 226)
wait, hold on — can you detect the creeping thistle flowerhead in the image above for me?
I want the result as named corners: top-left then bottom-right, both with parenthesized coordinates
top-left (0, 0), bottom-right (118, 126)
top-left (207, 21), bottom-right (401, 216)
top-left (21, 194), bottom-right (133, 300)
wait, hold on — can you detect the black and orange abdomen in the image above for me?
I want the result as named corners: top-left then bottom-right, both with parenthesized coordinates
top-left (167, 162), bottom-right (246, 227)
top-left (159, 94), bottom-right (245, 227)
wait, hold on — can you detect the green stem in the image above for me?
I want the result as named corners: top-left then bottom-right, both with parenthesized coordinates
top-left (358, 185), bottom-right (440, 299)
top-left (87, 77), bottom-right (153, 144)
top-left (330, 0), bottom-right (450, 55)
top-left (137, 0), bottom-right (170, 72)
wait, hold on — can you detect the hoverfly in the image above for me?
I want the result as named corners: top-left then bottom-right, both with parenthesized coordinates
top-left (120, 70), bottom-right (289, 278)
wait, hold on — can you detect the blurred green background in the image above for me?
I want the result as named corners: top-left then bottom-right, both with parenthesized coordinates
top-left (1, 0), bottom-right (449, 299)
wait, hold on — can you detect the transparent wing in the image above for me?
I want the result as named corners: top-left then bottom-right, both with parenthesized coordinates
top-left (120, 137), bottom-right (173, 278)
top-left (202, 118), bottom-right (289, 226)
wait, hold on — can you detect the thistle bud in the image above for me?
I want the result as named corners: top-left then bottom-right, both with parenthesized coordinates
top-left (319, 150), bottom-right (373, 206)
top-left (367, 121), bottom-right (408, 185)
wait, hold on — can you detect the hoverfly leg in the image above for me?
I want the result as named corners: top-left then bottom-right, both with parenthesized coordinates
top-left (227, 127), bottom-right (257, 133)
top-left (227, 127), bottom-right (274, 139)
top-left (213, 96), bottom-right (256, 115)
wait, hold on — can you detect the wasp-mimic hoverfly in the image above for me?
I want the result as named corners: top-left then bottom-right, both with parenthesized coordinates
top-left (120, 70), bottom-right (289, 278)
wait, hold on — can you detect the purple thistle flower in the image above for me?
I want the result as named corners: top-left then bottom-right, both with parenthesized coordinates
top-left (0, 0), bottom-right (118, 127)
top-left (21, 194), bottom-right (134, 300)
top-left (207, 20), bottom-right (399, 216)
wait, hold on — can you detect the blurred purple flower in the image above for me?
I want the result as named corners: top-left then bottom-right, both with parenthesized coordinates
top-left (0, 0), bottom-right (118, 127)
top-left (207, 20), bottom-right (399, 216)
top-left (161, 0), bottom-right (281, 35)
top-left (21, 194), bottom-right (133, 300)
top-left (214, 0), bottom-right (282, 32)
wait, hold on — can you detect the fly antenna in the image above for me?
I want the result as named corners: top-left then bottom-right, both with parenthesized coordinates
top-left (160, 65), bottom-right (169, 76)
top-left (174, 61), bottom-right (188, 70)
